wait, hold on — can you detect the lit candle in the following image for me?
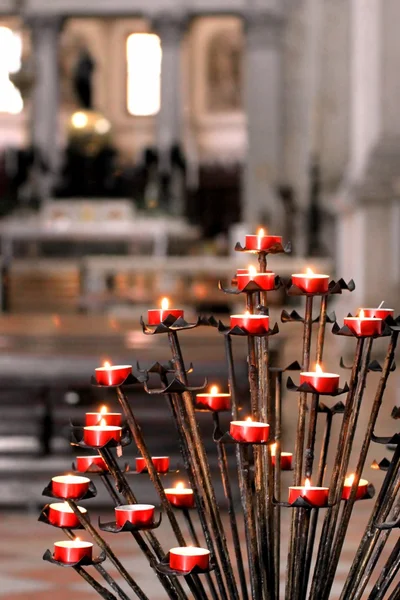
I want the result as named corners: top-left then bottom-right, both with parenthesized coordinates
top-left (75, 455), bottom-right (108, 473)
top-left (300, 363), bottom-right (340, 394)
top-left (344, 309), bottom-right (383, 337)
top-left (195, 385), bottom-right (231, 411)
top-left (230, 417), bottom-right (270, 443)
top-left (288, 478), bottom-right (329, 507)
top-left (136, 456), bottom-right (170, 474)
top-left (292, 268), bottom-right (330, 294)
top-left (48, 502), bottom-right (87, 529)
top-left (95, 362), bottom-right (132, 386)
top-left (237, 265), bottom-right (276, 292)
top-left (115, 504), bottom-right (155, 527)
top-left (361, 301), bottom-right (394, 320)
top-left (230, 311), bottom-right (270, 335)
top-left (169, 547), bottom-right (210, 572)
top-left (245, 228), bottom-right (282, 251)
top-left (51, 475), bottom-right (90, 499)
top-left (53, 539), bottom-right (93, 564)
top-left (85, 405), bottom-right (122, 427)
top-left (165, 482), bottom-right (195, 508)
top-left (148, 297), bottom-right (184, 326)
top-left (271, 443), bottom-right (293, 470)
top-left (83, 418), bottom-right (122, 447)
top-left (342, 473), bottom-right (369, 500)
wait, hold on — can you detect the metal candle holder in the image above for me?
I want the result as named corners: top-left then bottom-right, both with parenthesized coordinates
top-left (39, 236), bottom-right (400, 600)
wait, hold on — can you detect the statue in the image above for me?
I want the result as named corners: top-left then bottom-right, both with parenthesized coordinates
top-left (207, 29), bottom-right (243, 112)
top-left (73, 47), bottom-right (95, 110)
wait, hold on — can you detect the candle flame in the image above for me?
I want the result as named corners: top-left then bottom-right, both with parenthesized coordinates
top-left (103, 361), bottom-right (111, 369)
top-left (302, 478), bottom-right (311, 494)
top-left (175, 482), bottom-right (185, 490)
top-left (246, 417), bottom-right (252, 423)
top-left (345, 473), bottom-right (355, 486)
top-left (210, 385), bottom-right (219, 395)
top-left (245, 310), bottom-right (250, 316)
top-left (100, 406), bottom-right (108, 415)
top-left (161, 297), bottom-right (169, 310)
top-left (248, 265), bottom-right (257, 277)
top-left (100, 418), bottom-right (107, 427)
top-left (306, 267), bottom-right (314, 276)
top-left (257, 228), bottom-right (265, 237)
top-left (315, 363), bottom-right (323, 374)
top-left (271, 443), bottom-right (277, 456)
top-left (75, 537), bottom-right (80, 542)
top-left (359, 309), bottom-right (365, 319)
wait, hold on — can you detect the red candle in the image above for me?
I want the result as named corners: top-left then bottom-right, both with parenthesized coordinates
top-left (292, 268), bottom-right (329, 294)
top-left (245, 229), bottom-right (282, 251)
top-left (85, 406), bottom-right (122, 427)
top-left (95, 362), bottom-right (132, 386)
top-left (230, 418), bottom-right (270, 443)
top-left (148, 297), bottom-right (184, 325)
top-left (196, 386), bottom-right (231, 411)
top-left (230, 313), bottom-right (269, 335)
top-left (236, 268), bottom-right (250, 275)
top-left (169, 547), bottom-right (210, 572)
top-left (48, 503), bottom-right (87, 528)
top-left (271, 444), bottom-right (293, 470)
top-left (237, 266), bottom-right (276, 292)
top-left (53, 539), bottom-right (93, 564)
top-left (344, 310), bottom-right (382, 337)
top-left (51, 475), bottom-right (90, 499)
top-left (300, 363), bottom-right (339, 394)
top-left (136, 456), bottom-right (170, 474)
top-left (115, 504), bottom-right (155, 527)
top-left (83, 420), bottom-right (122, 447)
top-left (165, 483), bottom-right (195, 508)
top-left (361, 306), bottom-right (394, 320)
top-left (342, 474), bottom-right (369, 500)
top-left (75, 455), bottom-right (108, 473)
top-left (288, 479), bottom-right (329, 507)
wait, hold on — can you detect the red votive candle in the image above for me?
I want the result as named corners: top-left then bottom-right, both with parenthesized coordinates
top-left (53, 540), bottom-right (93, 564)
top-left (300, 364), bottom-right (339, 394)
top-left (136, 456), bottom-right (170, 474)
top-left (85, 406), bottom-right (122, 427)
top-left (271, 444), bottom-right (293, 470)
top-left (342, 475), bottom-right (369, 500)
top-left (148, 297), bottom-right (184, 325)
top-left (237, 266), bottom-right (276, 292)
top-left (95, 363), bottom-right (132, 386)
top-left (115, 504), bottom-right (155, 527)
top-left (361, 307), bottom-right (394, 320)
top-left (344, 310), bottom-right (382, 337)
top-left (169, 547), bottom-right (210, 572)
top-left (288, 480), bottom-right (329, 507)
top-left (230, 313), bottom-right (269, 335)
top-left (292, 268), bottom-right (329, 293)
top-left (196, 386), bottom-right (231, 411)
top-left (165, 483), bottom-right (195, 508)
top-left (51, 475), bottom-right (90, 499)
top-left (236, 268), bottom-right (249, 275)
top-left (75, 455), bottom-right (108, 473)
top-left (48, 503), bottom-right (87, 528)
top-left (245, 229), bottom-right (282, 251)
top-left (83, 422), bottom-right (122, 447)
top-left (230, 419), bottom-right (270, 443)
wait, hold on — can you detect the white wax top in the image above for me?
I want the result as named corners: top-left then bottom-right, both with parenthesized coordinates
top-left (196, 393), bottom-right (230, 397)
top-left (116, 504), bottom-right (154, 511)
top-left (86, 412), bottom-right (120, 416)
top-left (237, 272), bottom-right (275, 276)
top-left (138, 456), bottom-right (169, 459)
top-left (344, 478), bottom-right (368, 486)
top-left (292, 273), bottom-right (329, 279)
top-left (362, 308), bottom-right (393, 311)
top-left (231, 421), bottom-right (268, 427)
top-left (345, 317), bottom-right (380, 321)
top-left (49, 503), bottom-right (87, 514)
top-left (231, 314), bottom-right (269, 319)
top-left (289, 486), bottom-right (329, 491)
top-left (52, 475), bottom-right (90, 485)
top-left (95, 364), bottom-right (131, 371)
top-left (300, 371), bottom-right (339, 378)
top-left (165, 488), bottom-right (193, 495)
top-left (54, 540), bottom-right (93, 549)
top-left (170, 547), bottom-right (210, 556)
top-left (275, 452), bottom-right (293, 457)
top-left (84, 425), bottom-right (121, 431)
top-left (76, 455), bottom-right (103, 459)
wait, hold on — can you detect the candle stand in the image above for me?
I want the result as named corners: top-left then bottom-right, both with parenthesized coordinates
top-left (38, 234), bottom-right (400, 600)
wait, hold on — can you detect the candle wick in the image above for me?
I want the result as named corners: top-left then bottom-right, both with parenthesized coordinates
top-left (378, 300), bottom-right (385, 308)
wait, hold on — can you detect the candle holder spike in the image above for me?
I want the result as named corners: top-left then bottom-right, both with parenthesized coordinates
top-left (90, 373), bottom-right (145, 388)
top-left (98, 513), bottom-right (162, 533)
top-left (392, 406), bottom-right (400, 419)
top-left (371, 458), bottom-right (391, 471)
top-left (234, 240), bottom-right (291, 254)
top-left (269, 360), bottom-right (302, 373)
top-left (375, 515), bottom-right (400, 530)
top-left (371, 432), bottom-right (400, 445)
top-left (144, 377), bottom-right (207, 395)
top-left (217, 320), bottom-right (279, 336)
top-left (155, 554), bottom-right (215, 577)
top-left (42, 479), bottom-right (97, 501)
top-left (286, 376), bottom-right (349, 396)
top-left (43, 548), bottom-right (106, 568)
top-left (218, 276), bottom-right (282, 295)
top-left (332, 321), bottom-right (392, 338)
top-left (213, 427), bottom-right (270, 446)
top-left (136, 360), bottom-right (194, 375)
top-left (272, 496), bottom-right (332, 509)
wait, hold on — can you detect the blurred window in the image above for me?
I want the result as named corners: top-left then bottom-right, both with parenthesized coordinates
top-left (126, 33), bottom-right (162, 116)
top-left (0, 26), bottom-right (23, 114)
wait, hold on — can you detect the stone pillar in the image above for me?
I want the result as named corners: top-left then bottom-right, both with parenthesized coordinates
top-left (153, 14), bottom-right (185, 174)
top-left (29, 15), bottom-right (63, 199)
top-left (242, 10), bottom-right (284, 230)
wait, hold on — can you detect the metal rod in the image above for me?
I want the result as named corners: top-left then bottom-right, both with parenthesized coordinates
top-left (315, 295), bottom-right (328, 365)
top-left (304, 392), bottom-right (320, 479)
top-left (66, 499), bottom-right (150, 600)
top-left (213, 412), bottom-right (249, 600)
top-left (74, 565), bottom-right (118, 600)
top-left (273, 371), bottom-right (282, 600)
top-left (366, 532), bottom-right (400, 600)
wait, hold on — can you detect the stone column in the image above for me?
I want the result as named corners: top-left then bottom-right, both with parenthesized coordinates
top-left (153, 14), bottom-right (185, 174)
top-left (242, 10), bottom-right (284, 230)
top-left (29, 15), bottom-right (63, 199)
